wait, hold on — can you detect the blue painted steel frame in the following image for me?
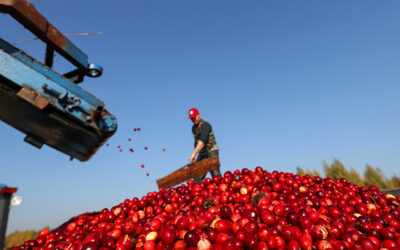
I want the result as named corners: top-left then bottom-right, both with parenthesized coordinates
top-left (0, 39), bottom-right (101, 106)
top-left (0, 0), bottom-right (117, 160)
top-left (0, 38), bottom-right (110, 129)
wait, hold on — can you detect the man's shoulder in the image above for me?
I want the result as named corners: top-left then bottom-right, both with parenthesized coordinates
top-left (202, 120), bottom-right (211, 126)
top-left (201, 120), bottom-right (212, 130)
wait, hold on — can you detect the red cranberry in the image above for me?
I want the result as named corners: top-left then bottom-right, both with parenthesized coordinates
top-left (184, 230), bottom-right (199, 246)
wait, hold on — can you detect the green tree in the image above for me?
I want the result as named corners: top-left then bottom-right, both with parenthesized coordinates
top-left (364, 165), bottom-right (388, 190)
top-left (312, 169), bottom-right (321, 177)
top-left (323, 159), bottom-right (349, 180)
top-left (388, 175), bottom-right (400, 189)
top-left (296, 166), bottom-right (305, 176)
top-left (347, 167), bottom-right (365, 186)
top-left (5, 230), bottom-right (39, 249)
top-left (302, 169), bottom-right (321, 177)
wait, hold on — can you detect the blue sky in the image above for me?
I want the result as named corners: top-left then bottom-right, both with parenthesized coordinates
top-left (1, 0), bottom-right (400, 234)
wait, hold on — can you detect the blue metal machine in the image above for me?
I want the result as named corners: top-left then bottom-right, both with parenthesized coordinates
top-left (0, 0), bottom-right (117, 161)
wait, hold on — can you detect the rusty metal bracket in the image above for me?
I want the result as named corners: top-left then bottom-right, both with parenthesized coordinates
top-left (0, 0), bottom-right (88, 70)
top-left (16, 87), bottom-right (49, 110)
top-left (24, 134), bottom-right (44, 148)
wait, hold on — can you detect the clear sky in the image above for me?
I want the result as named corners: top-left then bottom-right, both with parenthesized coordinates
top-left (1, 0), bottom-right (399, 234)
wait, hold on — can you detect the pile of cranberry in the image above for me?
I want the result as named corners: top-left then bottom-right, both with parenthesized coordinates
top-left (16, 167), bottom-right (400, 250)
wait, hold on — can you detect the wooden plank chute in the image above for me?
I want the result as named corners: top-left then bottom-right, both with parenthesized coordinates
top-left (156, 156), bottom-right (220, 189)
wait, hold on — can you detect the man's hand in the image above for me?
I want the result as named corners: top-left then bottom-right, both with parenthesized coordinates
top-left (190, 140), bottom-right (204, 163)
top-left (190, 153), bottom-right (196, 163)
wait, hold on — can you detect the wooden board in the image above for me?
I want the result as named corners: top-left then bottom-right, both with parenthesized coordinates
top-left (156, 156), bottom-right (220, 189)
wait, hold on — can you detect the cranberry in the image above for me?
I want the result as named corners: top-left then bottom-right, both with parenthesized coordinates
top-left (184, 230), bottom-right (199, 246)
top-left (220, 205), bottom-right (233, 219)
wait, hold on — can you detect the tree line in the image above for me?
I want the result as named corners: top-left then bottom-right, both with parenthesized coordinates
top-left (296, 158), bottom-right (400, 190)
top-left (4, 229), bottom-right (40, 249)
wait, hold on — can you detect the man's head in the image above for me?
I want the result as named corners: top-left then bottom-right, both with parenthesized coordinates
top-left (188, 108), bottom-right (201, 124)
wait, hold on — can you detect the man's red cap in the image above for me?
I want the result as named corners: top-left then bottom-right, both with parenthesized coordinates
top-left (188, 108), bottom-right (199, 119)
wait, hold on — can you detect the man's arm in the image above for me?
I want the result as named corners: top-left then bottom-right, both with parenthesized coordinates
top-left (190, 121), bottom-right (211, 162)
top-left (190, 140), bottom-right (205, 163)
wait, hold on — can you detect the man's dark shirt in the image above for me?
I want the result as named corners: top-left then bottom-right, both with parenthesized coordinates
top-left (192, 121), bottom-right (212, 146)
top-left (192, 120), bottom-right (218, 156)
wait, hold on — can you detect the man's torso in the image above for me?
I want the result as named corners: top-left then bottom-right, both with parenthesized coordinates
top-left (192, 119), bottom-right (218, 156)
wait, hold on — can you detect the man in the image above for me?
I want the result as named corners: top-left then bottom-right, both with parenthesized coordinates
top-left (188, 107), bottom-right (221, 183)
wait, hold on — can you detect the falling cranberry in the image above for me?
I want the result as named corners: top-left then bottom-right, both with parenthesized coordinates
top-left (106, 143), bottom-right (109, 146)
top-left (117, 145), bottom-right (120, 149)
top-left (129, 148), bottom-right (134, 152)
top-left (144, 147), bottom-right (148, 150)
top-left (119, 149), bottom-right (122, 152)
top-left (128, 138), bottom-right (131, 141)
top-left (146, 173), bottom-right (149, 176)
top-left (141, 165), bottom-right (145, 168)
top-left (133, 128), bottom-right (137, 132)
top-left (163, 148), bottom-right (166, 152)
top-left (138, 128), bottom-right (141, 131)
